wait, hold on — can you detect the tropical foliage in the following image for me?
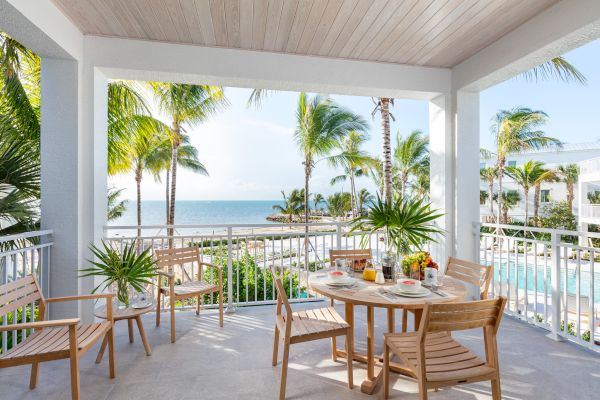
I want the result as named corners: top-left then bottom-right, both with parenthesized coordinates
top-left (272, 189), bottom-right (304, 222)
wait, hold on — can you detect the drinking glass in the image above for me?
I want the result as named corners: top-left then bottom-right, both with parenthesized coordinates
top-left (435, 269), bottom-right (446, 289)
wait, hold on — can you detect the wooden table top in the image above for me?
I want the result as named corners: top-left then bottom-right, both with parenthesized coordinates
top-left (94, 301), bottom-right (155, 321)
top-left (309, 272), bottom-right (467, 310)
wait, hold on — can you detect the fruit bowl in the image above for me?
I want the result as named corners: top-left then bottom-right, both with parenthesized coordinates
top-left (328, 270), bottom-right (348, 281)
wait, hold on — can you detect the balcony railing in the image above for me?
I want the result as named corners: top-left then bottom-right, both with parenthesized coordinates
top-left (0, 230), bottom-right (53, 354)
top-left (479, 223), bottom-right (600, 352)
top-left (104, 223), bottom-right (394, 311)
top-left (579, 156), bottom-right (600, 178)
top-left (581, 204), bottom-right (600, 220)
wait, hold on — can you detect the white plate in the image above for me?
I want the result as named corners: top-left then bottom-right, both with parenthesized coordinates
top-left (132, 302), bottom-right (153, 309)
top-left (388, 286), bottom-right (431, 297)
top-left (325, 277), bottom-right (356, 286)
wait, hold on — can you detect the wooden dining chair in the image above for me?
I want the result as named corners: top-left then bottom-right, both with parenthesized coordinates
top-left (269, 266), bottom-right (354, 400)
top-left (155, 246), bottom-right (223, 343)
top-left (0, 275), bottom-right (116, 400)
top-left (383, 297), bottom-right (507, 400)
top-left (401, 257), bottom-right (494, 333)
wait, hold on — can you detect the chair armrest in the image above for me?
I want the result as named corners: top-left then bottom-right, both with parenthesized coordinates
top-left (46, 293), bottom-right (115, 303)
top-left (157, 270), bottom-right (174, 279)
top-left (202, 262), bottom-right (223, 271)
top-left (0, 318), bottom-right (80, 332)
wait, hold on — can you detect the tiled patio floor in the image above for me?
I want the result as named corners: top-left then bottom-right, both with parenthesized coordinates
top-left (1, 302), bottom-right (599, 399)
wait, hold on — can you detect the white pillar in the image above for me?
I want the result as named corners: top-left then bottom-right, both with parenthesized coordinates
top-left (454, 91), bottom-right (480, 261)
top-left (429, 94), bottom-right (453, 265)
top-left (40, 58), bottom-right (81, 319)
top-left (40, 58), bottom-right (108, 320)
top-left (429, 91), bottom-right (480, 265)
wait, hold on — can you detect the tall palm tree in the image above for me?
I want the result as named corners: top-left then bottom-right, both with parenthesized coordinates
top-left (556, 164), bottom-right (579, 212)
top-left (273, 190), bottom-right (304, 222)
top-left (371, 98), bottom-right (394, 204)
top-left (329, 130), bottom-right (375, 217)
top-left (150, 83), bottom-right (227, 240)
top-left (394, 129), bottom-right (429, 198)
top-left (489, 107), bottom-right (560, 224)
top-left (356, 188), bottom-right (374, 214)
top-left (294, 92), bottom-right (368, 226)
top-left (413, 171), bottom-right (430, 200)
top-left (107, 187), bottom-right (127, 222)
top-left (494, 191), bottom-right (521, 224)
top-left (533, 168), bottom-right (558, 222)
top-left (313, 193), bottom-right (325, 212)
top-left (505, 160), bottom-right (553, 226)
top-left (480, 167), bottom-right (497, 221)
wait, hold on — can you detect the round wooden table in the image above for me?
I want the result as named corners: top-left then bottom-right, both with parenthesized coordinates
top-left (94, 302), bottom-right (154, 363)
top-left (309, 272), bottom-right (467, 395)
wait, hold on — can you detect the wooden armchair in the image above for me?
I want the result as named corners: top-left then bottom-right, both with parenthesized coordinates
top-left (270, 266), bottom-right (353, 400)
top-left (0, 275), bottom-right (115, 400)
top-left (401, 257), bottom-right (494, 332)
top-left (383, 297), bottom-right (507, 399)
top-left (155, 246), bottom-right (223, 343)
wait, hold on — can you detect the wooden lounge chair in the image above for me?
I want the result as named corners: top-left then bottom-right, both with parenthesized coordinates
top-left (0, 275), bottom-right (115, 400)
top-left (401, 257), bottom-right (493, 332)
top-left (270, 266), bottom-right (353, 400)
top-left (155, 246), bottom-right (223, 343)
top-left (383, 297), bottom-right (507, 399)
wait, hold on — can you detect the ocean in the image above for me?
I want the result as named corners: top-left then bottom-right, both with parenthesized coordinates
top-left (108, 200), bottom-right (285, 227)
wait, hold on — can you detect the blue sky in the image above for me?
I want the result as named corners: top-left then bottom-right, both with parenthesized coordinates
top-left (109, 39), bottom-right (600, 201)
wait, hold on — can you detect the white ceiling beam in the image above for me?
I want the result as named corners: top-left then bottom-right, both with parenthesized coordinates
top-left (0, 0), bottom-right (82, 60)
top-left (452, 0), bottom-right (600, 92)
top-left (85, 36), bottom-right (451, 100)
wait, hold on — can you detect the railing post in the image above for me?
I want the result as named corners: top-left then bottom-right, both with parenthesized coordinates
top-left (226, 227), bottom-right (235, 314)
top-left (336, 222), bottom-right (342, 249)
top-left (548, 231), bottom-right (563, 341)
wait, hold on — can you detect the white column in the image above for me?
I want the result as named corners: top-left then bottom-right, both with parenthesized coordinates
top-left (429, 91), bottom-right (480, 265)
top-left (454, 91), bottom-right (480, 261)
top-left (40, 58), bottom-right (108, 320)
top-left (40, 58), bottom-right (81, 319)
top-left (429, 94), bottom-right (454, 265)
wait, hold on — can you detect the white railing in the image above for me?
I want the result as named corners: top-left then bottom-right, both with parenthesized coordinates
top-left (104, 223), bottom-right (389, 311)
top-left (478, 223), bottom-right (599, 351)
top-left (0, 230), bottom-right (53, 354)
top-left (579, 156), bottom-right (600, 178)
top-left (581, 204), bottom-right (600, 220)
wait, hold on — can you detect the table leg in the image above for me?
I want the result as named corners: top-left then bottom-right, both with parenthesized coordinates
top-left (128, 319), bottom-right (134, 343)
top-left (360, 306), bottom-right (383, 394)
top-left (135, 315), bottom-right (152, 356)
top-left (345, 303), bottom-right (354, 360)
top-left (95, 334), bottom-right (108, 364)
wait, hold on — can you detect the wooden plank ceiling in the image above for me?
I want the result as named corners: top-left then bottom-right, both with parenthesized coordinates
top-left (51, 0), bottom-right (559, 68)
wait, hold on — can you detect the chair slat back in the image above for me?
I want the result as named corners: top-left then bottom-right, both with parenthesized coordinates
top-left (329, 249), bottom-right (372, 263)
top-left (422, 297), bottom-right (506, 334)
top-left (0, 275), bottom-right (45, 320)
top-left (445, 257), bottom-right (493, 299)
top-left (268, 266), bottom-right (292, 316)
top-left (155, 247), bottom-right (201, 269)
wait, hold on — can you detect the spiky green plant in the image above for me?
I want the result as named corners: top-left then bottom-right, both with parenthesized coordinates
top-left (80, 241), bottom-right (156, 306)
top-left (351, 196), bottom-right (444, 254)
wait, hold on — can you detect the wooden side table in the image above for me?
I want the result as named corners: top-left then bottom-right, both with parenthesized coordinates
top-left (94, 302), bottom-right (154, 363)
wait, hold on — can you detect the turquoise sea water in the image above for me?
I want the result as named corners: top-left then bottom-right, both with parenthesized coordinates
top-left (108, 200), bottom-right (285, 227)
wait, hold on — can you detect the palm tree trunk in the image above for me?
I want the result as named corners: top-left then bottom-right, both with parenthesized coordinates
top-left (304, 160), bottom-right (311, 272)
top-left (135, 165), bottom-right (142, 249)
top-left (380, 98), bottom-right (393, 203)
top-left (524, 188), bottom-right (529, 227)
top-left (567, 182), bottom-right (574, 211)
top-left (350, 170), bottom-right (357, 218)
top-left (497, 159), bottom-right (505, 224)
top-left (168, 129), bottom-right (180, 247)
top-left (533, 183), bottom-right (541, 225)
top-left (488, 182), bottom-right (494, 221)
top-left (165, 168), bottom-right (170, 224)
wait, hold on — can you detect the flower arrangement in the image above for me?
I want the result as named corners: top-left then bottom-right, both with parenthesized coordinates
top-left (401, 251), bottom-right (438, 279)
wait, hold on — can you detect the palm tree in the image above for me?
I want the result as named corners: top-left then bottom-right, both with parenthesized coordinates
top-left (519, 56), bottom-right (586, 84)
top-left (145, 134), bottom-right (209, 224)
top-left (489, 107), bottom-right (560, 224)
top-left (150, 83), bottom-right (227, 240)
top-left (356, 189), bottom-right (374, 214)
top-left (394, 129), bottom-right (429, 198)
top-left (273, 190), bottom-right (304, 222)
top-left (294, 92), bottom-right (368, 227)
top-left (505, 160), bottom-right (553, 226)
top-left (494, 191), bottom-right (521, 224)
top-left (556, 164), bottom-right (579, 212)
top-left (413, 171), bottom-right (430, 200)
top-left (313, 193), bottom-right (325, 213)
top-left (326, 192), bottom-right (352, 218)
top-left (329, 130), bottom-right (375, 217)
top-left (107, 188), bottom-right (127, 222)
top-left (480, 167), bottom-right (497, 221)
top-left (371, 98), bottom-right (394, 203)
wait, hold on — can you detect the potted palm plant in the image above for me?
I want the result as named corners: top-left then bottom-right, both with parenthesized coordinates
top-left (351, 196), bottom-right (444, 279)
top-left (80, 241), bottom-right (156, 308)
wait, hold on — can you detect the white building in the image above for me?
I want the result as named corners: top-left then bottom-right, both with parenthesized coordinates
top-left (480, 141), bottom-right (600, 222)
